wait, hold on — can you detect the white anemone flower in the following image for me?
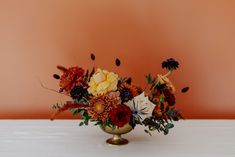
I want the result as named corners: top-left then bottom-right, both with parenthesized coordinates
top-left (125, 92), bottom-right (156, 121)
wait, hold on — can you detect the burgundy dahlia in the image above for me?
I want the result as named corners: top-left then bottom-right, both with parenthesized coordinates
top-left (162, 58), bottom-right (179, 70)
top-left (110, 104), bottom-right (132, 127)
top-left (163, 89), bottom-right (175, 106)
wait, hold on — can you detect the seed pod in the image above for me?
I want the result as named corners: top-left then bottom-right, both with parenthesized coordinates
top-left (90, 53), bottom-right (96, 61)
top-left (115, 58), bottom-right (121, 66)
top-left (53, 74), bottom-right (60, 79)
top-left (181, 87), bottom-right (190, 93)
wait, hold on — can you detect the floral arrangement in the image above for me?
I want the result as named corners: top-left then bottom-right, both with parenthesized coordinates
top-left (50, 54), bottom-right (189, 136)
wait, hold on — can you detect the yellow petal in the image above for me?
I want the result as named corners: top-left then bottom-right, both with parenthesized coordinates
top-left (107, 80), bottom-right (118, 91)
top-left (93, 72), bottom-right (105, 83)
top-left (107, 73), bottom-right (118, 82)
top-left (88, 78), bottom-right (95, 86)
top-left (96, 81), bottom-right (110, 92)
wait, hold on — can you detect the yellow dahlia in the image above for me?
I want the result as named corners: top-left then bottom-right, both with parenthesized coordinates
top-left (88, 68), bottom-right (118, 95)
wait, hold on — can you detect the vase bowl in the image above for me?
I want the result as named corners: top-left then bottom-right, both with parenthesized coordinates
top-left (101, 124), bottom-right (133, 145)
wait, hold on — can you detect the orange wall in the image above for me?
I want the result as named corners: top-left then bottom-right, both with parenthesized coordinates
top-left (0, 0), bottom-right (235, 119)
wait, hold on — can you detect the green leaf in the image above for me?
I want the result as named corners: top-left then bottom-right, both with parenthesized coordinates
top-left (52, 104), bottom-right (57, 109)
top-left (164, 128), bottom-right (169, 135)
top-left (166, 123), bottom-right (174, 129)
top-left (94, 121), bottom-right (103, 126)
top-left (159, 96), bottom-right (165, 103)
top-left (144, 129), bottom-right (152, 136)
top-left (52, 103), bottom-right (60, 109)
top-left (79, 122), bottom-right (84, 126)
top-left (84, 120), bottom-right (88, 125)
top-left (72, 109), bottom-right (82, 116)
top-left (146, 74), bottom-right (153, 84)
top-left (73, 99), bottom-right (79, 103)
top-left (82, 111), bottom-right (90, 121)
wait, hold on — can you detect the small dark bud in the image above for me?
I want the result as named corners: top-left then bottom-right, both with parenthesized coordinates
top-left (181, 87), bottom-right (190, 93)
top-left (59, 88), bottom-right (64, 93)
top-left (53, 74), bottom-right (60, 79)
top-left (90, 53), bottom-right (96, 61)
top-left (115, 58), bottom-right (121, 66)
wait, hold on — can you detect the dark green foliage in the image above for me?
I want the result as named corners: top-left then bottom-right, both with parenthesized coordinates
top-left (71, 108), bottom-right (82, 116)
top-left (144, 129), bottom-right (152, 136)
top-left (94, 120), bottom-right (103, 126)
top-left (103, 118), bottom-right (116, 130)
top-left (83, 111), bottom-right (90, 125)
top-left (142, 117), bottom-right (176, 135)
top-left (159, 96), bottom-right (165, 103)
top-left (166, 123), bottom-right (174, 129)
top-left (79, 122), bottom-right (84, 126)
top-left (129, 116), bottom-right (136, 129)
top-left (52, 103), bottom-right (61, 109)
top-left (78, 110), bottom-right (91, 127)
top-left (166, 108), bottom-right (183, 121)
top-left (146, 74), bottom-right (155, 84)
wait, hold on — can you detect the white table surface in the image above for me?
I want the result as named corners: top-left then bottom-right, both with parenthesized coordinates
top-left (0, 120), bottom-right (234, 157)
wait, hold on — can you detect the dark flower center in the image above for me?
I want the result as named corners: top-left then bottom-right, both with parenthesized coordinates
top-left (117, 111), bottom-right (125, 120)
top-left (120, 88), bottom-right (133, 102)
top-left (133, 110), bottom-right (138, 115)
top-left (70, 86), bottom-right (86, 100)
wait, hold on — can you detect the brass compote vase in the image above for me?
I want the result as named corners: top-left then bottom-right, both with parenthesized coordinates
top-left (101, 124), bottom-right (133, 145)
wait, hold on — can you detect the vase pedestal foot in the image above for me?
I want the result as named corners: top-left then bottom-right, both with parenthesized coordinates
top-left (106, 134), bottom-right (129, 145)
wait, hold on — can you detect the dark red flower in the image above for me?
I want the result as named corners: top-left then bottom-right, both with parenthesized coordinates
top-left (110, 104), bottom-right (132, 127)
top-left (57, 66), bottom-right (85, 93)
top-left (162, 58), bottom-right (179, 70)
top-left (163, 89), bottom-right (175, 106)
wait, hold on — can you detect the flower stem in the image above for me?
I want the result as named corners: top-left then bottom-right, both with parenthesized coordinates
top-left (148, 70), bottom-right (172, 95)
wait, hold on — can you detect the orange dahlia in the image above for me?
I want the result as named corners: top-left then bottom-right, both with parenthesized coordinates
top-left (57, 66), bottom-right (85, 93)
top-left (87, 92), bottom-right (121, 122)
top-left (118, 83), bottom-right (139, 103)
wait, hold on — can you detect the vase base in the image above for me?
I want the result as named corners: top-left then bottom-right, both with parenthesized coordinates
top-left (106, 135), bottom-right (129, 145)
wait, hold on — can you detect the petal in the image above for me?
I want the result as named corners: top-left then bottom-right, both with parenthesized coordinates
top-left (125, 100), bottom-right (135, 111)
top-left (96, 81), bottom-right (110, 92)
top-left (88, 77), bottom-right (96, 86)
top-left (107, 80), bottom-right (118, 91)
top-left (88, 86), bottom-right (96, 95)
top-left (106, 73), bottom-right (118, 82)
top-left (93, 72), bottom-right (105, 83)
